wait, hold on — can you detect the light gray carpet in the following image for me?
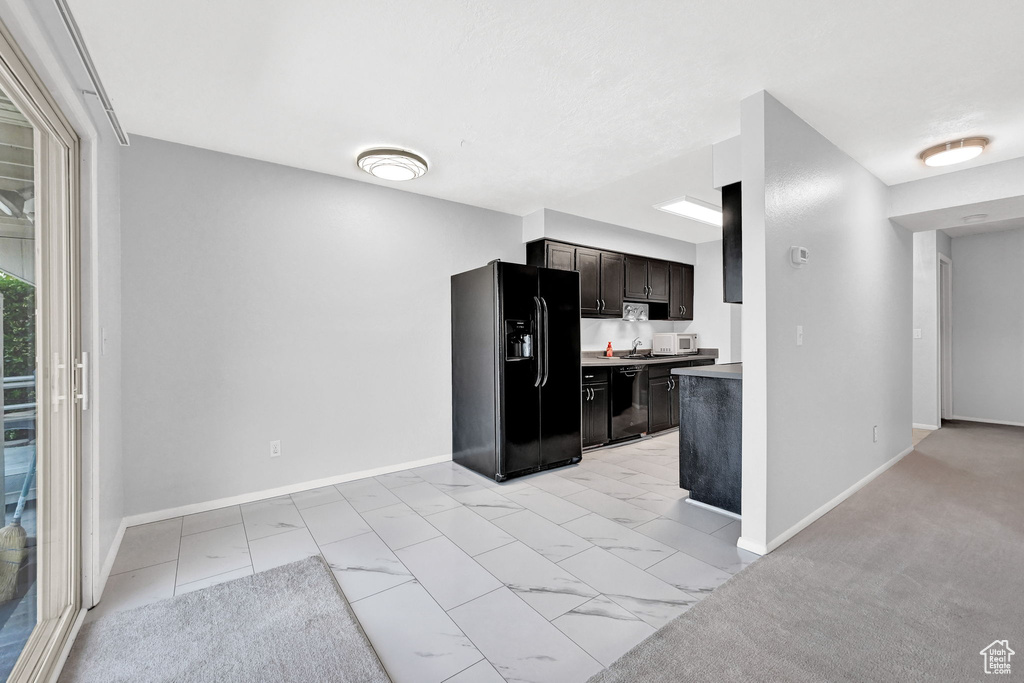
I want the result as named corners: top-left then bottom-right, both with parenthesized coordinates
top-left (590, 421), bottom-right (1024, 682)
top-left (61, 556), bottom-right (390, 683)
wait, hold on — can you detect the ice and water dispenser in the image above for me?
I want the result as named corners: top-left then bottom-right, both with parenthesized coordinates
top-left (505, 319), bottom-right (534, 360)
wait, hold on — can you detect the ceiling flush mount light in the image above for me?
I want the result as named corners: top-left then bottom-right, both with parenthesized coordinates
top-left (962, 214), bottom-right (988, 223)
top-left (919, 137), bottom-right (989, 167)
top-left (654, 196), bottom-right (723, 227)
top-left (356, 148), bottom-right (428, 181)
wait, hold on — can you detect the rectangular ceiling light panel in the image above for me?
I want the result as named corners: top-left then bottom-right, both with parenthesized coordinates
top-left (654, 196), bottom-right (723, 227)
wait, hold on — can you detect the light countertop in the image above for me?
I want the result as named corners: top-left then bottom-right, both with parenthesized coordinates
top-left (671, 362), bottom-right (742, 379)
top-left (581, 353), bottom-right (718, 368)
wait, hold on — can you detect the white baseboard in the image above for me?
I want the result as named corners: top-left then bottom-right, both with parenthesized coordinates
top-left (759, 444), bottom-right (914, 555)
top-left (952, 415), bottom-right (1024, 428)
top-left (912, 423), bottom-right (939, 431)
top-left (736, 536), bottom-right (766, 556)
top-left (121, 453), bottom-right (453, 529)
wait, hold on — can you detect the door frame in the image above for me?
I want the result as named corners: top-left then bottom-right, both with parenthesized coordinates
top-left (938, 254), bottom-right (953, 421)
top-left (0, 18), bottom-right (82, 683)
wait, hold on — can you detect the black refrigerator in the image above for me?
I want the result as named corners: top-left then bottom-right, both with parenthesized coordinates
top-left (452, 261), bottom-right (582, 481)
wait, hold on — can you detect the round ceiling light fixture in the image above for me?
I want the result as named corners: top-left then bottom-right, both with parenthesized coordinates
top-left (356, 148), bottom-right (428, 181)
top-left (962, 213), bottom-right (989, 223)
top-left (919, 137), bottom-right (989, 167)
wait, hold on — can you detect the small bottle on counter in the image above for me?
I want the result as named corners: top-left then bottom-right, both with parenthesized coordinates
top-left (605, 342), bottom-right (614, 357)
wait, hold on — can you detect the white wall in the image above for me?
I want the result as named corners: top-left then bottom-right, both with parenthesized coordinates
top-left (581, 319), bottom-right (691, 353)
top-left (950, 227), bottom-right (1024, 425)
top-left (741, 92), bottom-right (912, 551)
top-left (694, 240), bottom-right (740, 363)
top-left (912, 231), bottom-right (941, 428)
top-left (120, 137), bottom-right (524, 516)
top-left (1, 0), bottom-right (125, 604)
top-left (890, 156), bottom-right (1024, 218)
top-left (526, 209), bottom-right (697, 264)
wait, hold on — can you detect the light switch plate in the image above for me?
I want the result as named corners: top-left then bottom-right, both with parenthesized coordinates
top-left (796, 325), bottom-right (804, 346)
top-left (913, 329), bottom-right (922, 339)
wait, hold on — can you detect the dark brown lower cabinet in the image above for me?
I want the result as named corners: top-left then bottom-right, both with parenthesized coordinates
top-left (648, 376), bottom-right (674, 433)
top-left (582, 369), bottom-right (610, 448)
top-left (670, 377), bottom-right (681, 428)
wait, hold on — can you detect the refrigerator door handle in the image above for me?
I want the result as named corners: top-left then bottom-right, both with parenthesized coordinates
top-left (539, 296), bottom-right (551, 386)
top-left (533, 296), bottom-right (544, 387)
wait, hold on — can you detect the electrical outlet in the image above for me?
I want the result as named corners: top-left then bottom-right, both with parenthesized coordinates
top-left (796, 325), bottom-right (804, 346)
top-left (872, 426), bottom-right (878, 443)
top-left (913, 328), bottom-right (922, 339)
top-left (270, 440), bottom-right (281, 458)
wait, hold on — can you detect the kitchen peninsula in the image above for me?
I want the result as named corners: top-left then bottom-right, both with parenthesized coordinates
top-left (672, 362), bottom-right (742, 516)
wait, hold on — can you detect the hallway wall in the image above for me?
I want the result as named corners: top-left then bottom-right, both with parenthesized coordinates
top-left (950, 227), bottom-right (1024, 425)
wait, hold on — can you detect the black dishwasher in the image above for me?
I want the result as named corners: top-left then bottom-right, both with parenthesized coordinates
top-left (611, 365), bottom-right (649, 441)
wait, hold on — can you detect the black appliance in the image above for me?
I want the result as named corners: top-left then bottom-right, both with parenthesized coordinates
top-left (451, 261), bottom-right (582, 481)
top-left (611, 365), bottom-right (649, 441)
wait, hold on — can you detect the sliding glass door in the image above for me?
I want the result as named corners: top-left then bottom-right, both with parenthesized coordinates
top-left (0, 20), bottom-right (81, 683)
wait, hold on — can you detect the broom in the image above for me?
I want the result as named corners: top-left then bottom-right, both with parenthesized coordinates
top-left (0, 459), bottom-right (35, 602)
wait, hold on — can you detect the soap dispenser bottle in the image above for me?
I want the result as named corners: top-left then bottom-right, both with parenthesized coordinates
top-left (605, 342), bottom-right (614, 358)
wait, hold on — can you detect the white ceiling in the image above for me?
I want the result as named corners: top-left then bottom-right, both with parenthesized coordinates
top-left (550, 146), bottom-right (723, 243)
top-left (69, 0), bottom-right (1024, 236)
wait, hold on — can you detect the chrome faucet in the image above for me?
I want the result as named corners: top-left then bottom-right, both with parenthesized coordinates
top-left (631, 337), bottom-right (643, 355)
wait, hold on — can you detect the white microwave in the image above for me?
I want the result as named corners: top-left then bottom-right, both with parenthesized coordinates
top-left (652, 333), bottom-right (698, 356)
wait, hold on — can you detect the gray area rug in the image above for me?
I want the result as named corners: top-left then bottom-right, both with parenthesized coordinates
top-left (590, 421), bottom-right (1024, 682)
top-left (61, 556), bottom-right (390, 682)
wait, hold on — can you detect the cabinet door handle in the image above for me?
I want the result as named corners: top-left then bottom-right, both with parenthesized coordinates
top-left (679, 305), bottom-right (683, 315)
top-left (600, 299), bottom-right (605, 311)
top-left (590, 388), bottom-right (595, 400)
top-left (682, 305), bottom-right (686, 315)
top-left (596, 299), bottom-right (601, 310)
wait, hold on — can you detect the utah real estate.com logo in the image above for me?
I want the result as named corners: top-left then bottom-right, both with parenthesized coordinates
top-left (980, 640), bottom-right (1014, 675)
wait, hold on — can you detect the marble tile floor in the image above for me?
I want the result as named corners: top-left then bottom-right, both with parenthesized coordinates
top-left (95, 431), bottom-right (757, 683)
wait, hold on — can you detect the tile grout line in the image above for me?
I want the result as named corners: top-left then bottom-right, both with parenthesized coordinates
top-left (553, 547), bottom-right (686, 629)
top-left (175, 563), bottom-right (252, 593)
top-left (171, 517), bottom-right (184, 592)
top-left (438, 656), bottom-right (490, 683)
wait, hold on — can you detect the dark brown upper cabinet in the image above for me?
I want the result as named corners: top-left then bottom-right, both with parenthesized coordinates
top-left (597, 251), bottom-right (623, 317)
top-left (648, 260), bottom-right (670, 302)
top-left (575, 247), bottom-right (623, 318)
top-left (722, 181), bottom-right (742, 304)
top-left (527, 239), bottom-right (689, 320)
top-left (668, 262), bottom-right (694, 321)
top-left (624, 255), bottom-right (648, 300)
top-left (624, 256), bottom-right (669, 302)
top-left (528, 241), bottom-right (623, 318)
top-left (576, 247), bottom-right (602, 316)
top-left (546, 242), bottom-right (575, 272)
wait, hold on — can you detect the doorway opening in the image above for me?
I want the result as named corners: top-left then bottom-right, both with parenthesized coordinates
top-left (939, 255), bottom-right (952, 421)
